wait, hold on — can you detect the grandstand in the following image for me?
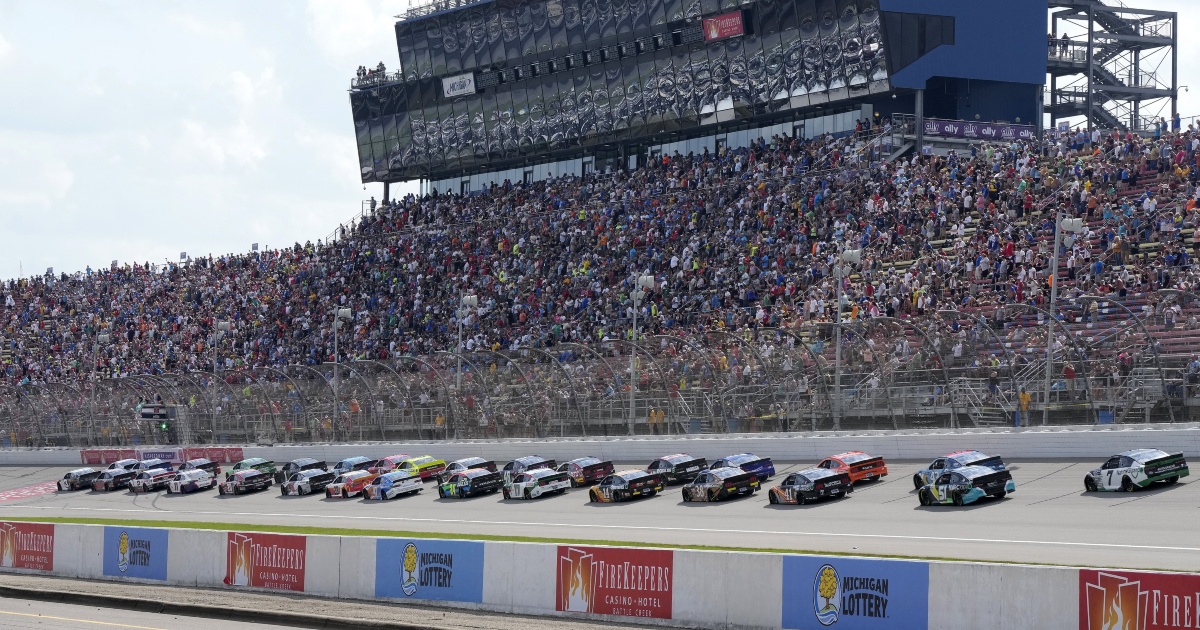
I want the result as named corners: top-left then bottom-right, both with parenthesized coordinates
top-left (0, 0), bottom-right (1196, 448)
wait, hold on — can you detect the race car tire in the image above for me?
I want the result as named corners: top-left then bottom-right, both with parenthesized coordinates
top-left (218, 487), bottom-right (226, 495)
top-left (524, 488), bottom-right (532, 500)
top-left (645, 490), bottom-right (656, 498)
top-left (166, 488), bottom-right (172, 494)
top-left (1121, 476), bottom-right (1136, 492)
top-left (325, 490), bottom-right (332, 498)
top-left (589, 490), bottom-right (597, 503)
top-left (682, 491), bottom-right (691, 502)
top-left (913, 475), bottom-right (923, 490)
top-left (995, 491), bottom-right (1007, 499)
top-left (502, 488), bottom-right (511, 500)
top-left (952, 491), bottom-right (964, 506)
top-left (797, 494), bottom-right (807, 505)
top-left (768, 492), bottom-right (778, 504)
top-left (1084, 476), bottom-right (1097, 492)
top-left (1166, 475), bottom-right (1180, 485)
top-left (233, 486), bottom-right (242, 495)
top-left (281, 488), bottom-right (288, 496)
top-left (918, 490), bottom-right (931, 506)
top-left (556, 489), bottom-right (567, 496)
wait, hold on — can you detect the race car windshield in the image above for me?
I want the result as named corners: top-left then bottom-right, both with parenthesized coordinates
top-left (712, 468), bottom-right (743, 479)
top-left (1129, 449), bottom-right (1170, 462)
top-left (955, 452), bottom-right (989, 465)
top-left (573, 457), bottom-right (601, 466)
top-left (840, 453), bottom-right (873, 464)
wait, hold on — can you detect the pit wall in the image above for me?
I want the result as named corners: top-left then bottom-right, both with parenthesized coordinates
top-left (40, 422), bottom-right (1200, 468)
top-left (1, 520), bottom-right (1186, 630)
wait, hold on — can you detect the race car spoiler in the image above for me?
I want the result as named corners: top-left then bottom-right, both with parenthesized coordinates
top-left (628, 473), bottom-right (665, 490)
top-left (969, 455), bottom-right (1005, 470)
top-left (849, 457), bottom-right (884, 471)
top-left (469, 472), bottom-right (504, 490)
top-left (970, 470), bottom-right (1013, 490)
top-left (1144, 453), bottom-right (1187, 476)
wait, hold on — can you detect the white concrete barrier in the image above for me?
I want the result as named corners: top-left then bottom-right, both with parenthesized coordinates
top-left (8, 423), bottom-right (1200, 468)
top-left (6, 520), bottom-right (1199, 630)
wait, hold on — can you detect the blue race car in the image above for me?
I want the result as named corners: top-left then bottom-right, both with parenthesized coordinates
top-left (913, 450), bottom-right (1006, 489)
top-left (917, 465), bottom-right (1015, 506)
top-left (711, 453), bottom-right (775, 481)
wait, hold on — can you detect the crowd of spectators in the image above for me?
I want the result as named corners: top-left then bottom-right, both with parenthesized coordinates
top-left (3, 118), bottom-right (1200, 400)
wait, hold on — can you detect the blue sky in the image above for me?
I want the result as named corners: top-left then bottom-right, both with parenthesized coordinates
top-left (0, 0), bottom-right (1196, 280)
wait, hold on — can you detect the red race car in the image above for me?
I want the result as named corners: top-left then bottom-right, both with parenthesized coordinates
top-left (815, 452), bottom-right (888, 484)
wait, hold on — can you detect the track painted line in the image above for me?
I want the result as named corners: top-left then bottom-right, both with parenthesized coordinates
top-left (0, 482), bottom-right (59, 503)
top-left (5, 504), bottom-right (1199, 554)
top-left (0, 608), bottom-right (169, 630)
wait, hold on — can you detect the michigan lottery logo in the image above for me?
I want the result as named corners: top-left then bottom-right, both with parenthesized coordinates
top-left (813, 563), bottom-right (893, 626)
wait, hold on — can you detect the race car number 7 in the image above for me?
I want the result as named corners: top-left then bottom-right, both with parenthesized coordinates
top-left (1107, 470), bottom-right (1115, 486)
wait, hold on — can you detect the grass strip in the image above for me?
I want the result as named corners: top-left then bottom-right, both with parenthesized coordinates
top-left (0, 514), bottom-right (1176, 572)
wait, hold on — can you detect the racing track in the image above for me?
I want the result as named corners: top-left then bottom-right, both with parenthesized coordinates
top-left (0, 460), bottom-right (1196, 572)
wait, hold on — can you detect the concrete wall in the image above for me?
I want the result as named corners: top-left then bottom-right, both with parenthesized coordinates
top-left (11, 520), bottom-right (1200, 629)
top-left (17, 422), bottom-right (1200, 468)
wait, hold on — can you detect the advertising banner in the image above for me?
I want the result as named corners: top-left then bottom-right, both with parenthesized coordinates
top-left (442, 73), bottom-right (477, 98)
top-left (375, 538), bottom-right (484, 602)
top-left (82, 449), bottom-right (137, 465)
top-left (0, 522), bottom-right (54, 571)
top-left (922, 118), bottom-right (1037, 142)
top-left (556, 545), bottom-right (672, 619)
top-left (703, 11), bottom-right (744, 41)
top-left (103, 526), bottom-right (168, 581)
top-left (135, 448), bottom-right (183, 464)
top-left (1080, 569), bottom-right (1200, 630)
top-left (782, 555), bottom-right (928, 629)
top-left (224, 532), bottom-right (306, 591)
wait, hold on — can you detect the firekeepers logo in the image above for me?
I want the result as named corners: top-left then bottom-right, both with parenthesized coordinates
top-left (556, 545), bottom-right (673, 619)
top-left (0, 522), bottom-right (54, 571)
top-left (224, 532), bottom-right (306, 591)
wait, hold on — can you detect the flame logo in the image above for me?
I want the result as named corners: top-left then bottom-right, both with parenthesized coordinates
top-left (1085, 573), bottom-right (1147, 630)
top-left (226, 534), bottom-right (252, 586)
top-left (559, 547), bottom-right (595, 613)
top-left (0, 524), bottom-right (13, 568)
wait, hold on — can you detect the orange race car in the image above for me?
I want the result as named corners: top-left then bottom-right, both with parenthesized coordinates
top-left (815, 451), bottom-right (888, 484)
top-left (324, 470), bottom-right (379, 498)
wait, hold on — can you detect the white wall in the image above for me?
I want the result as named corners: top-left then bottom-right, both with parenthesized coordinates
top-left (929, 562), bottom-right (1078, 630)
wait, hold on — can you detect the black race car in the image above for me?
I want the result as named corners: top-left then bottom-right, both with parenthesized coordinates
top-left (219, 469), bottom-right (274, 495)
top-left (178, 458), bottom-right (222, 477)
top-left (92, 469), bottom-right (136, 492)
top-left (681, 467), bottom-right (760, 502)
top-left (647, 453), bottom-right (708, 484)
top-left (589, 470), bottom-right (665, 503)
top-left (275, 457), bottom-right (327, 484)
top-left (58, 468), bottom-right (102, 491)
top-left (437, 468), bottom-right (504, 498)
top-left (437, 457), bottom-right (496, 484)
top-left (558, 457), bottom-right (614, 487)
top-left (501, 455), bottom-right (557, 483)
top-left (769, 468), bottom-right (853, 505)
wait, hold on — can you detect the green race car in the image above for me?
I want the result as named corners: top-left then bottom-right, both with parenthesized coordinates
top-left (1084, 449), bottom-right (1189, 492)
top-left (225, 457), bottom-right (276, 481)
top-left (437, 468), bottom-right (503, 498)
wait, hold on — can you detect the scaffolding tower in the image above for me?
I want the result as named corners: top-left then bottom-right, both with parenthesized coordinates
top-left (1046, 0), bottom-right (1177, 132)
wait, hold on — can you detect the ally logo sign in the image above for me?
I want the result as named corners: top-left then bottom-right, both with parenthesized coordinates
top-left (783, 556), bottom-right (928, 629)
top-left (375, 538), bottom-right (484, 603)
top-left (103, 527), bottom-right (168, 581)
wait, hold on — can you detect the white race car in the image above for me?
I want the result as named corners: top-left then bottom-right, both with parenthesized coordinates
top-left (502, 468), bottom-right (571, 500)
top-left (129, 469), bottom-right (176, 493)
top-left (280, 469), bottom-right (336, 496)
top-left (363, 471), bottom-right (423, 500)
top-left (166, 470), bottom-right (217, 494)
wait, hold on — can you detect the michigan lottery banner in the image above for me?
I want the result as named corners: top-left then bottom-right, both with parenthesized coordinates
top-left (782, 555), bottom-right (928, 629)
top-left (375, 538), bottom-right (484, 603)
top-left (103, 527), bottom-right (168, 581)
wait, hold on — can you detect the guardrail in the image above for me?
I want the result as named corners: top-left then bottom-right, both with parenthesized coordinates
top-left (3, 519), bottom-right (1187, 630)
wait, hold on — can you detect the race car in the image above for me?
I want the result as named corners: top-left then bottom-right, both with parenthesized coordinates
top-left (133, 458), bottom-right (174, 474)
top-left (501, 455), bottom-right (557, 483)
top-left (769, 468), bottom-right (853, 505)
top-left (395, 455), bottom-right (447, 480)
top-left (325, 470), bottom-right (378, 498)
top-left (437, 468), bottom-right (504, 498)
top-left (437, 457), bottom-right (496, 483)
top-left (275, 458), bottom-right (327, 484)
top-left (913, 451), bottom-right (1006, 489)
top-left (816, 452), bottom-right (889, 484)
top-left (589, 470), bottom-right (665, 503)
top-left (332, 456), bottom-right (375, 475)
top-left (1084, 449), bottom-right (1190, 492)
top-left (368, 454), bottom-right (411, 475)
top-left (646, 454), bottom-right (708, 484)
top-left (129, 469), bottom-right (176, 493)
top-left (225, 458), bottom-right (276, 481)
top-left (167, 470), bottom-right (217, 494)
top-left (363, 471), bottom-right (424, 500)
top-left (105, 459), bottom-right (140, 472)
top-left (92, 468), bottom-right (136, 492)
top-left (218, 469), bottom-right (273, 495)
top-left (917, 465), bottom-right (1015, 506)
top-left (178, 458), bottom-right (221, 477)
top-left (279, 469), bottom-right (336, 496)
top-left (58, 468), bottom-right (102, 491)
top-left (711, 453), bottom-right (775, 481)
top-left (558, 457), bottom-right (614, 487)
top-left (502, 468), bottom-right (571, 500)
top-left (682, 467), bottom-right (760, 502)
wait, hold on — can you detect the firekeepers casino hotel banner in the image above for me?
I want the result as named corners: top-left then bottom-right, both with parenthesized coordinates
top-left (225, 532), bottom-right (307, 591)
top-left (0, 522), bottom-right (53, 572)
top-left (557, 546), bottom-right (673, 619)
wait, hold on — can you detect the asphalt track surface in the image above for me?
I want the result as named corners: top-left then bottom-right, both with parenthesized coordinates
top-left (0, 597), bottom-right (300, 630)
top-left (0, 461), bottom-right (1196, 572)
